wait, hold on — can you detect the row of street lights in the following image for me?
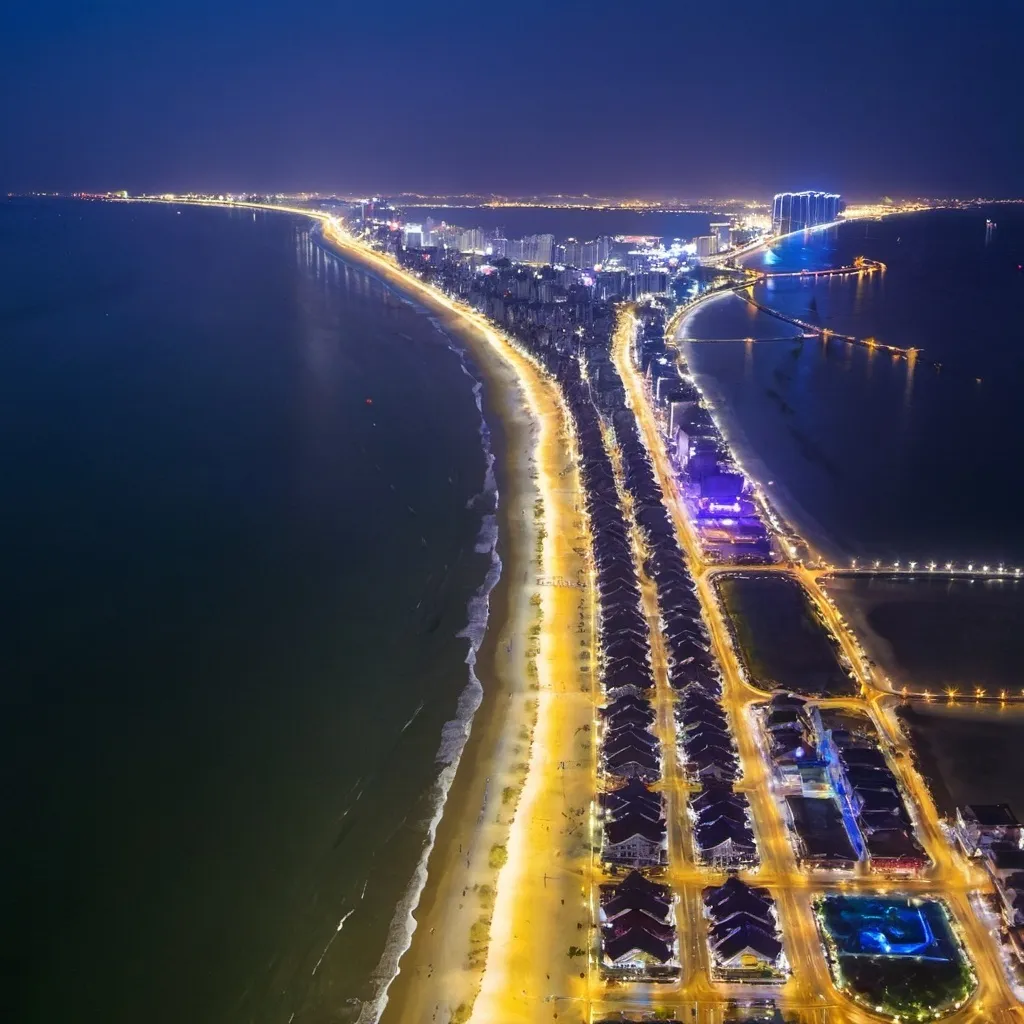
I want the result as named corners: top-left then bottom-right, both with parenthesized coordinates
top-left (848, 559), bottom-right (1023, 578)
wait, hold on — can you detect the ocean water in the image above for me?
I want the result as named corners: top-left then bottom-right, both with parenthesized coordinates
top-left (0, 200), bottom-right (498, 1024)
top-left (683, 207), bottom-right (1024, 565)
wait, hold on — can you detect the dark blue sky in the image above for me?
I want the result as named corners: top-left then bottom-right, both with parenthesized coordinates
top-left (2, 0), bottom-right (1021, 198)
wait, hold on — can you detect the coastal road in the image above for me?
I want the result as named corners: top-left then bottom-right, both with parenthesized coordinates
top-left (130, 199), bottom-right (1021, 1021)
top-left (464, 320), bottom-right (602, 1023)
top-left (595, 421), bottom-right (711, 1017)
top-left (613, 307), bottom-right (1024, 1022)
top-left (610, 311), bottom-right (847, 1020)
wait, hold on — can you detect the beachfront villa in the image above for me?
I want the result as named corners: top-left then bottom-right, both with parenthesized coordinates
top-left (600, 777), bottom-right (667, 868)
top-left (600, 871), bottom-right (680, 980)
top-left (703, 875), bottom-right (787, 981)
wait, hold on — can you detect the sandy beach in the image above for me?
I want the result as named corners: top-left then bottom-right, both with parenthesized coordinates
top-left (123, 201), bottom-right (597, 1024)
top-left (369, 308), bottom-right (547, 1024)
top-left (314, 224), bottom-right (595, 1024)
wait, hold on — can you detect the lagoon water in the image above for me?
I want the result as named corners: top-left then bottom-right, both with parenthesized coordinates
top-left (5, 198), bottom-right (1024, 1021)
top-left (683, 207), bottom-right (1024, 566)
top-left (684, 208), bottom-right (1024, 713)
top-left (1, 200), bottom-right (496, 1024)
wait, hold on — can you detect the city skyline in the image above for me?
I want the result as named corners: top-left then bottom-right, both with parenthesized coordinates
top-left (3, 1), bottom-right (1022, 197)
top-left (7, 2), bottom-right (1024, 1023)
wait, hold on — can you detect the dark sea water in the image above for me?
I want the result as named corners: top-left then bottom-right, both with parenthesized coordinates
top-left (0, 200), bottom-right (497, 1024)
top-left (683, 207), bottom-right (1024, 565)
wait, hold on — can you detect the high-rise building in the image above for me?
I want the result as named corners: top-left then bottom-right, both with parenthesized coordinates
top-left (520, 233), bottom-right (554, 266)
top-left (695, 235), bottom-right (719, 258)
top-left (729, 226), bottom-right (755, 248)
top-left (402, 223), bottom-right (424, 248)
top-left (631, 270), bottom-right (672, 298)
top-left (710, 221), bottom-right (731, 249)
top-left (459, 228), bottom-right (487, 253)
top-left (771, 191), bottom-right (841, 235)
top-left (561, 240), bottom-right (582, 267)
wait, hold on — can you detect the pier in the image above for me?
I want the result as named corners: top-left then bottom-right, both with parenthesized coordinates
top-left (732, 287), bottom-right (920, 358)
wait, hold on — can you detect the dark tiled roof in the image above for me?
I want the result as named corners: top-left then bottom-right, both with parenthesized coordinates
top-left (695, 818), bottom-right (755, 852)
top-left (712, 921), bottom-right (782, 963)
top-left (604, 909), bottom-right (674, 942)
top-left (839, 746), bottom-right (888, 769)
top-left (603, 889), bottom-right (671, 923)
top-left (606, 814), bottom-right (665, 845)
top-left (864, 828), bottom-right (926, 860)
top-left (603, 928), bottom-right (672, 965)
top-left (691, 784), bottom-right (745, 813)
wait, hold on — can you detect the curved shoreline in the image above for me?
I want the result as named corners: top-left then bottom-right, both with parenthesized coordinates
top-left (130, 199), bottom-right (559, 1022)
top-left (116, 197), bottom-right (551, 1022)
top-left (311, 222), bottom-right (552, 1024)
top-left (312, 217), bottom-right (598, 1024)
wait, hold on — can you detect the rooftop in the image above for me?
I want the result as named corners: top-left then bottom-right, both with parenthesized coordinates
top-left (963, 803), bottom-right (1021, 828)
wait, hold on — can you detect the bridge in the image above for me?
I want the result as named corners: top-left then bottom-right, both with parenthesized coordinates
top-left (683, 333), bottom-right (817, 343)
top-left (834, 560), bottom-right (1024, 579)
top-left (669, 279), bottom-right (919, 359)
top-left (699, 217), bottom-right (848, 268)
top-left (758, 256), bottom-right (886, 279)
top-left (710, 255), bottom-right (885, 282)
top-left (732, 287), bottom-right (919, 358)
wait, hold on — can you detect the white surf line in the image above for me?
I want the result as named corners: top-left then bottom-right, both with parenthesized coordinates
top-left (400, 701), bottom-right (424, 734)
top-left (338, 786), bottom-right (363, 824)
top-left (311, 909), bottom-right (356, 976)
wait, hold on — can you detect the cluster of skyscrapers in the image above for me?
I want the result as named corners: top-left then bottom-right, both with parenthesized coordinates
top-left (771, 191), bottom-right (842, 235)
top-left (400, 222), bottom-right (617, 268)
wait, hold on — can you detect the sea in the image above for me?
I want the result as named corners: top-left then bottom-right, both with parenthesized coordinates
top-left (1, 199), bottom-right (499, 1024)
top-left (681, 206), bottom-right (1024, 798)
top-left (5, 199), bottom-right (1024, 1022)
top-left (683, 205), bottom-right (1024, 566)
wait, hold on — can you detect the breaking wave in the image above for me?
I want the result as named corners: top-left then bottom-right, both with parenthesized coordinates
top-left (355, 303), bottom-right (502, 1024)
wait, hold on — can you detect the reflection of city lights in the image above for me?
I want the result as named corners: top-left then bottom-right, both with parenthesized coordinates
top-left (130, 194), bottom-right (1021, 1018)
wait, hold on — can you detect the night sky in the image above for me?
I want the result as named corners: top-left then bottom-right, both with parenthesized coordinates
top-left (2, 0), bottom-right (1021, 199)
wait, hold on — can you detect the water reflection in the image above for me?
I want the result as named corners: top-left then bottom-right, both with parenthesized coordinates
top-left (683, 209), bottom-right (1024, 564)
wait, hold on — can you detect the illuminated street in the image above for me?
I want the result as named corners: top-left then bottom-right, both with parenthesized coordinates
top-left (318, 217), bottom-right (608, 1024)
top-left (129, 196), bottom-right (1024, 1023)
top-left (609, 306), bottom-right (1024, 1021)
top-left (9, 9), bottom-right (1024, 1024)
